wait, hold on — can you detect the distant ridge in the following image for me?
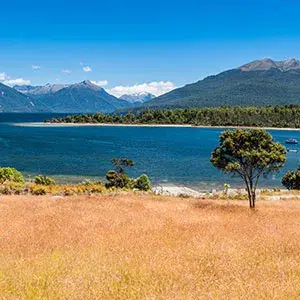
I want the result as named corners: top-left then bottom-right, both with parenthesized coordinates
top-left (14, 83), bottom-right (68, 96)
top-left (238, 58), bottom-right (300, 72)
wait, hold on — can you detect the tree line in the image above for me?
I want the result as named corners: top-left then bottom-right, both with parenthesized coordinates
top-left (47, 105), bottom-right (300, 128)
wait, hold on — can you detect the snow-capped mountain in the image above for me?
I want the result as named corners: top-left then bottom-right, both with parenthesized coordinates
top-left (14, 83), bottom-right (69, 96)
top-left (119, 92), bottom-right (155, 103)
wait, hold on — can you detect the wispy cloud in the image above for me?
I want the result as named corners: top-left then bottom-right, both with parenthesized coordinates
top-left (108, 81), bottom-right (177, 97)
top-left (62, 69), bottom-right (72, 74)
top-left (32, 65), bottom-right (41, 70)
top-left (91, 80), bottom-right (108, 86)
top-left (83, 66), bottom-right (92, 72)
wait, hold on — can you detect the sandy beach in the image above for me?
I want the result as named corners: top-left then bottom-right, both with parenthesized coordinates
top-left (17, 122), bottom-right (300, 131)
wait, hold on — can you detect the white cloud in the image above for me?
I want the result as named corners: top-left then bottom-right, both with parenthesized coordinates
top-left (0, 72), bottom-right (31, 86)
top-left (83, 66), bottom-right (92, 72)
top-left (3, 78), bottom-right (31, 86)
top-left (62, 69), bottom-right (72, 74)
top-left (0, 72), bottom-right (8, 81)
top-left (108, 81), bottom-right (177, 97)
top-left (91, 80), bottom-right (108, 87)
top-left (32, 65), bottom-right (41, 70)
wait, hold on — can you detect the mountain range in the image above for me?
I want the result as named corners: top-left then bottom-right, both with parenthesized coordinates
top-left (2, 58), bottom-right (300, 113)
top-left (1, 80), bottom-right (132, 113)
top-left (14, 83), bottom-right (68, 96)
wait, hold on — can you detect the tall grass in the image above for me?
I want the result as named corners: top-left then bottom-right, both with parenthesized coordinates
top-left (0, 194), bottom-right (300, 299)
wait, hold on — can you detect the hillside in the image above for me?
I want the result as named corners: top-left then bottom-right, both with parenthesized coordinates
top-left (0, 83), bottom-right (44, 112)
top-left (137, 58), bottom-right (300, 110)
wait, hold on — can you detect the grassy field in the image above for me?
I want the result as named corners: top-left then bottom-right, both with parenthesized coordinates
top-left (0, 193), bottom-right (300, 299)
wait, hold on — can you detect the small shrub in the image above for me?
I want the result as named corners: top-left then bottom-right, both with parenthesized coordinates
top-left (0, 182), bottom-right (25, 195)
top-left (88, 184), bottom-right (105, 194)
top-left (63, 187), bottom-right (76, 196)
top-left (0, 167), bottom-right (24, 184)
top-left (282, 169), bottom-right (300, 190)
top-left (34, 175), bottom-right (55, 186)
top-left (134, 174), bottom-right (151, 191)
top-left (30, 184), bottom-right (48, 195)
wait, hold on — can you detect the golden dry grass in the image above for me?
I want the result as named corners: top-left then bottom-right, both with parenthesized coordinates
top-left (0, 193), bottom-right (300, 299)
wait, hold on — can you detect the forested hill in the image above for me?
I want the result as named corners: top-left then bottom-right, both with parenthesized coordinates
top-left (135, 59), bottom-right (300, 110)
top-left (47, 105), bottom-right (300, 128)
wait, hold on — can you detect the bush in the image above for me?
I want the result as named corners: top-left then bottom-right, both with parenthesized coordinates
top-left (34, 175), bottom-right (56, 186)
top-left (30, 184), bottom-right (48, 195)
top-left (0, 182), bottom-right (25, 195)
top-left (105, 170), bottom-right (131, 188)
top-left (0, 167), bottom-right (24, 184)
top-left (134, 174), bottom-right (151, 191)
top-left (282, 169), bottom-right (300, 190)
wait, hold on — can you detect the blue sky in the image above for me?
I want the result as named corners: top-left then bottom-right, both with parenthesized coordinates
top-left (1, 0), bottom-right (300, 96)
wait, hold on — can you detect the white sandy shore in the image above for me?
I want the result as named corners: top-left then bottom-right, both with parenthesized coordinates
top-left (15, 122), bottom-right (300, 131)
top-left (152, 185), bottom-right (206, 197)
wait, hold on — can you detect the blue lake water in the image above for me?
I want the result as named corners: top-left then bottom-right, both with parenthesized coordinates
top-left (0, 113), bottom-right (299, 191)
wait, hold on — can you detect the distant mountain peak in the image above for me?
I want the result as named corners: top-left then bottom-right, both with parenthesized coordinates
top-left (72, 80), bottom-right (102, 91)
top-left (119, 92), bottom-right (155, 103)
top-left (238, 58), bottom-right (300, 72)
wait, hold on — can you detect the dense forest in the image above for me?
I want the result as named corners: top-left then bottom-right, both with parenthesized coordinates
top-left (47, 105), bottom-right (300, 128)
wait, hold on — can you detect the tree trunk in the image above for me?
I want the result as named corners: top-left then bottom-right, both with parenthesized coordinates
top-left (246, 186), bottom-right (256, 208)
top-left (251, 190), bottom-right (256, 208)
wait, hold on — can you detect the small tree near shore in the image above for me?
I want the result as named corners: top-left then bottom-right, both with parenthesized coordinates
top-left (282, 169), bottom-right (300, 190)
top-left (106, 158), bottom-right (135, 188)
top-left (111, 158), bottom-right (134, 174)
top-left (211, 129), bottom-right (286, 208)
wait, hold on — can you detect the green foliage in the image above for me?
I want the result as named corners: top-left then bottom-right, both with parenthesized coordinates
top-left (30, 185), bottom-right (47, 195)
top-left (223, 183), bottom-right (230, 195)
top-left (134, 174), bottom-right (151, 191)
top-left (0, 167), bottom-right (24, 184)
top-left (211, 129), bottom-right (286, 208)
top-left (106, 158), bottom-right (135, 188)
top-left (49, 105), bottom-right (300, 128)
top-left (34, 175), bottom-right (56, 186)
top-left (111, 158), bottom-right (135, 174)
top-left (282, 169), bottom-right (300, 190)
top-left (106, 170), bottom-right (131, 188)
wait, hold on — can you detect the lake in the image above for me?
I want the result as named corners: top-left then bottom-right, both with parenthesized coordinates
top-left (0, 113), bottom-right (299, 191)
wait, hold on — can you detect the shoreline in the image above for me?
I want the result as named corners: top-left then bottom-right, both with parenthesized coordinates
top-left (20, 121), bottom-right (300, 131)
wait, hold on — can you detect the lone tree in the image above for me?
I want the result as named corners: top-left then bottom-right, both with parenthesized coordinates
top-left (211, 129), bottom-right (286, 208)
top-left (111, 158), bottom-right (134, 174)
top-left (106, 158), bottom-right (135, 188)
